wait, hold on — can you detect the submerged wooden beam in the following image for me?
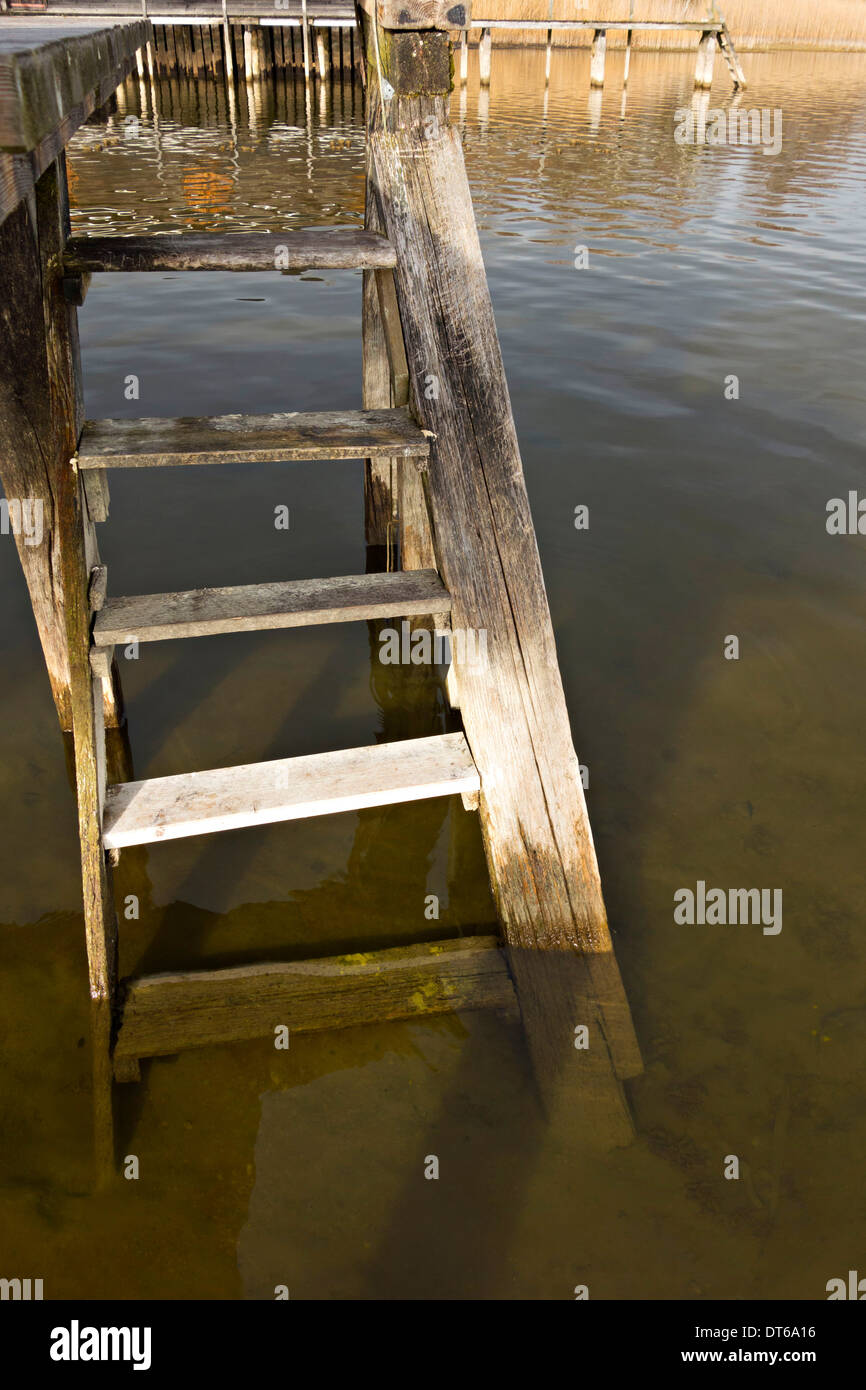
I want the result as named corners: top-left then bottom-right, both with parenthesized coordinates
top-left (361, 20), bottom-right (641, 1142)
top-left (64, 228), bottom-right (397, 273)
top-left (114, 935), bottom-right (515, 1069)
top-left (76, 407), bottom-right (430, 468)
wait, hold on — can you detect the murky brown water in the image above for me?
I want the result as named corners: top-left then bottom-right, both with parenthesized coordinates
top-left (1, 45), bottom-right (865, 1299)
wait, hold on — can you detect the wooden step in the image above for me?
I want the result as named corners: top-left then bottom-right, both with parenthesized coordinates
top-left (64, 229), bottom-right (397, 274)
top-left (102, 732), bottom-right (479, 850)
top-left (113, 936), bottom-right (517, 1074)
top-left (94, 569), bottom-right (451, 645)
top-left (76, 407), bottom-right (429, 469)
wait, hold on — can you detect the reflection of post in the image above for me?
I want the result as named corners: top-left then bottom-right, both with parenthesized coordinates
top-left (590, 28), bottom-right (606, 88)
top-left (479, 27), bottom-right (491, 87)
top-left (478, 83), bottom-right (489, 136)
top-left (588, 85), bottom-right (602, 133)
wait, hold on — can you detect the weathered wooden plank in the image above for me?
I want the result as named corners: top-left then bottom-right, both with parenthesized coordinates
top-left (64, 227), bottom-right (396, 272)
top-left (94, 568), bottom-right (451, 643)
top-left (76, 407), bottom-right (430, 468)
top-left (0, 39), bottom-right (147, 226)
top-left (356, 0), bottom-right (468, 32)
top-left (114, 935), bottom-right (515, 1067)
top-left (82, 468), bottom-right (110, 522)
top-left (362, 23), bottom-right (641, 1135)
top-left (362, 167), bottom-right (397, 559)
top-left (0, 195), bottom-right (73, 726)
top-left (0, 20), bottom-right (151, 154)
top-left (103, 731), bottom-right (479, 849)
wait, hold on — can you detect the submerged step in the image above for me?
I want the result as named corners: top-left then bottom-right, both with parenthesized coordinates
top-left (76, 407), bottom-right (429, 469)
top-left (94, 569), bottom-right (452, 644)
top-left (64, 228), bottom-right (397, 273)
top-left (113, 936), bottom-right (517, 1070)
top-left (102, 732), bottom-right (479, 850)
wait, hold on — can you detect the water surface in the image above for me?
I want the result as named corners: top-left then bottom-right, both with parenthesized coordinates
top-left (1, 45), bottom-right (864, 1298)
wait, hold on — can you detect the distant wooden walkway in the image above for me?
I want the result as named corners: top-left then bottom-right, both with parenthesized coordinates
top-left (461, 16), bottom-right (746, 91)
top-left (2, 3), bottom-right (746, 89)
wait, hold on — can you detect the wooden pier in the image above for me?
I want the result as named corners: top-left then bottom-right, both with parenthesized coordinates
top-left (3, 3), bottom-right (747, 90)
top-left (0, 5), bottom-right (642, 1178)
top-left (461, 15), bottom-right (746, 92)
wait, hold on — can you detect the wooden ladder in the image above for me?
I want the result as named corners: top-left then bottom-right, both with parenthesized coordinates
top-left (3, 9), bottom-right (643, 1180)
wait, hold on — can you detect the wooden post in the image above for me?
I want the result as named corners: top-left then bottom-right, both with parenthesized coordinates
top-left (359, 11), bottom-right (641, 1144)
top-left (0, 199), bottom-right (74, 730)
top-left (316, 28), bottom-right (330, 81)
top-left (478, 27), bottom-right (491, 87)
top-left (243, 27), bottom-right (253, 82)
top-left (362, 168), bottom-right (397, 566)
top-left (695, 30), bottom-right (716, 89)
top-left (302, 0), bottom-right (312, 83)
top-left (544, 29), bottom-right (552, 86)
top-left (590, 28), bottom-right (606, 88)
top-left (36, 156), bottom-right (119, 1177)
top-left (624, 0), bottom-right (634, 84)
top-left (459, 32), bottom-right (468, 85)
top-left (223, 19), bottom-right (234, 82)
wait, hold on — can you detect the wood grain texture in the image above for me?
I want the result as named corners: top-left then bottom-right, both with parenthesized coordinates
top-left (64, 227), bottom-right (396, 272)
top-left (94, 568), bottom-right (452, 643)
top-left (0, 20), bottom-right (150, 154)
top-left (0, 193), bottom-right (73, 726)
top-left (1, 41), bottom-right (146, 226)
top-left (363, 25), bottom-right (641, 1117)
top-left (76, 407), bottom-right (430, 468)
top-left (36, 157), bottom-right (119, 1176)
top-left (362, 167), bottom-right (398, 558)
top-left (113, 935), bottom-right (515, 1066)
top-left (103, 731), bottom-right (479, 848)
top-left (356, 0), bottom-right (468, 33)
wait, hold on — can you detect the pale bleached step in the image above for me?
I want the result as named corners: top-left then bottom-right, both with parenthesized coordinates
top-left (113, 937), bottom-right (517, 1072)
top-left (64, 228), bottom-right (396, 273)
top-left (102, 732), bottom-right (479, 850)
top-left (76, 407), bottom-right (429, 469)
top-left (94, 569), bottom-right (451, 645)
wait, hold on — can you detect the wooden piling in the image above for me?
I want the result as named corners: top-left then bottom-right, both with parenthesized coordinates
top-left (316, 28), bottom-right (330, 81)
top-left (590, 27), bottom-right (607, 87)
top-left (479, 26), bottom-right (491, 86)
top-left (695, 29), bottom-right (716, 88)
top-left (358, 6), bottom-right (641, 1143)
top-left (301, 0), bottom-right (312, 82)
